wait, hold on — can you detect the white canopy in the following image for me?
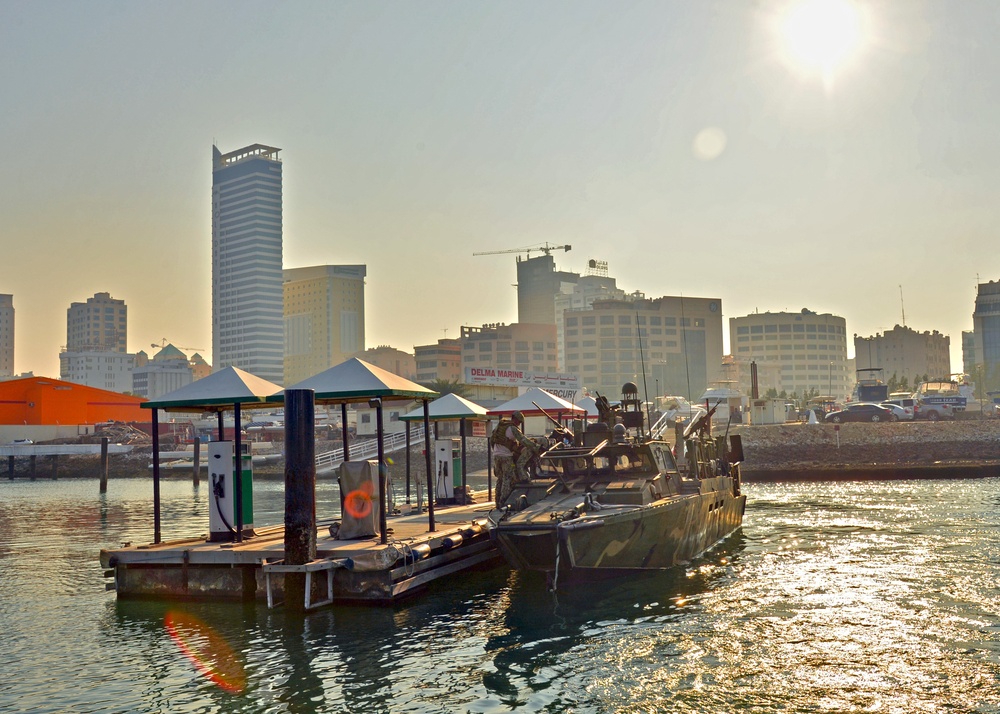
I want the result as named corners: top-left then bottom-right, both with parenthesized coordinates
top-left (487, 387), bottom-right (586, 418)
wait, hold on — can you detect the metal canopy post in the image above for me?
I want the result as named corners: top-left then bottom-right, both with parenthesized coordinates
top-left (422, 399), bottom-right (435, 531)
top-left (375, 400), bottom-right (387, 545)
top-left (405, 420), bottom-right (411, 503)
top-left (153, 408), bottom-right (161, 544)
top-left (234, 403), bottom-right (243, 543)
top-left (460, 418), bottom-right (467, 504)
top-left (341, 403), bottom-right (350, 461)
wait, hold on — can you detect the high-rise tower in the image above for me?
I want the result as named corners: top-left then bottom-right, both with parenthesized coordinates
top-left (212, 144), bottom-right (284, 384)
top-left (0, 294), bottom-right (13, 377)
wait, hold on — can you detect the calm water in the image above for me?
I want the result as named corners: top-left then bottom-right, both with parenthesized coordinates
top-left (2, 474), bottom-right (1000, 713)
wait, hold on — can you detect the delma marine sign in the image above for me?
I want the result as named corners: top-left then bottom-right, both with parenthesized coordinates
top-left (464, 368), bottom-right (582, 401)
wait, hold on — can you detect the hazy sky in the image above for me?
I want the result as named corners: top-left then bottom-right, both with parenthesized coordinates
top-left (3, 0), bottom-right (998, 378)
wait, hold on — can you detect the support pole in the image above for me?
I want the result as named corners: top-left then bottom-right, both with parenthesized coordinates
top-left (7, 455), bottom-right (13, 480)
top-left (284, 389), bottom-right (316, 613)
top-left (99, 437), bottom-right (108, 492)
top-left (50, 454), bottom-right (58, 481)
top-left (405, 420), bottom-right (411, 503)
top-left (153, 408), bottom-right (161, 544)
top-left (460, 418), bottom-right (467, 504)
top-left (192, 436), bottom-right (201, 487)
top-left (487, 418), bottom-right (493, 502)
top-left (341, 403), bottom-right (350, 461)
top-left (29, 454), bottom-right (36, 481)
top-left (217, 411), bottom-right (225, 441)
top-left (234, 403), bottom-right (243, 543)
top-left (422, 399), bottom-right (435, 531)
top-left (376, 401), bottom-right (387, 545)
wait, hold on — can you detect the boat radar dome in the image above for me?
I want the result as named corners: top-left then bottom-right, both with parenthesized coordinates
top-left (622, 382), bottom-right (638, 396)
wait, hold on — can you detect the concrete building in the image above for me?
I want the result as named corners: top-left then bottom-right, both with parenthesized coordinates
top-left (351, 346), bottom-right (415, 380)
top-left (212, 143), bottom-right (284, 384)
top-left (516, 251), bottom-right (578, 325)
top-left (66, 292), bottom-right (127, 352)
top-left (283, 264), bottom-right (366, 385)
top-left (854, 325), bottom-right (951, 385)
top-left (971, 280), bottom-right (1000, 389)
top-left (962, 330), bottom-right (977, 375)
top-left (730, 309), bottom-right (851, 399)
top-left (414, 339), bottom-right (461, 384)
top-left (132, 344), bottom-right (195, 399)
top-left (564, 295), bottom-right (724, 401)
top-left (61, 292), bottom-right (133, 392)
top-left (460, 323), bottom-right (559, 375)
top-left (554, 260), bottom-right (625, 369)
top-left (0, 294), bottom-right (13, 377)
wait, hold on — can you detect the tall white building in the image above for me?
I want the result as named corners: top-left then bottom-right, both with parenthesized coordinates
top-left (0, 294), bottom-right (13, 377)
top-left (212, 144), bottom-right (284, 384)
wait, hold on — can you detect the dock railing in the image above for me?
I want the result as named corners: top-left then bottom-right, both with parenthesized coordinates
top-left (314, 425), bottom-right (425, 475)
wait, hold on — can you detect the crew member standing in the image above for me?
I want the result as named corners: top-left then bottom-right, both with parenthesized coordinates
top-left (490, 411), bottom-right (540, 509)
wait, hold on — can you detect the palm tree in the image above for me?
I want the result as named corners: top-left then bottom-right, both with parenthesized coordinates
top-left (422, 379), bottom-right (468, 398)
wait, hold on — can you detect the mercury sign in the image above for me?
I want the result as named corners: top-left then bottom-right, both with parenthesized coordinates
top-left (464, 367), bottom-right (581, 402)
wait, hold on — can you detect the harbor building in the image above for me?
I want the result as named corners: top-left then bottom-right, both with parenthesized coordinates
top-left (414, 338), bottom-right (461, 384)
top-left (515, 250), bottom-right (577, 326)
top-left (283, 265), bottom-right (366, 386)
top-left (351, 346), bottom-right (416, 380)
top-left (854, 325), bottom-right (951, 385)
top-left (0, 294), bottom-right (13, 377)
top-left (730, 309), bottom-right (851, 399)
top-left (564, 295), bottom-right (724, 401)
top-left (971, 280), bottom-right (1000, 389)
top-left (554, 260), bottom-right (625, 369)
top-left (131, 345), bottom-right (199, 399)
top-left (460, 323), bottom-right (559, 375)
top-left (60, 292), bottom-right (134, 393)
top-left (212, 144), bottom-right (284, 384)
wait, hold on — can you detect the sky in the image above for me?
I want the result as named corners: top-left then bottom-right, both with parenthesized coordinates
top-left (2, 0), bottom-right (999, 378)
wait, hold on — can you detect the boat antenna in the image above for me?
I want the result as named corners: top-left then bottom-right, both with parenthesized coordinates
top-left (680, 294), bottom-right (692, 400)
top-left (636, 312), bottom-right (652, 437)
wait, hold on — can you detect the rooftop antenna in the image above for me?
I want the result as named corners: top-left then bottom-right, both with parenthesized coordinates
top-left (899, 285), bottom-right (906, 327)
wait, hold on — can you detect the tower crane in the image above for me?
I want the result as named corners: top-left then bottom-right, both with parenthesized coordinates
top-left (151, 338), bottom-right (205, 353)
top-left (473, 242), bottom-right (572, 259)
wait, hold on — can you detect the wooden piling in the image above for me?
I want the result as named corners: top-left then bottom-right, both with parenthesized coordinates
top-left (100, 437), bottom-right (109, 492)
top-left (29, 454), bottom-right (36, 481)
top-left (192, 437), bottom-right (201, 487)
top-left (7, 455), bottom-right (13, 480)
top-left (50, 454), bottom-right (58, 480)
top-left (284, 389), bottom-right (316, 612)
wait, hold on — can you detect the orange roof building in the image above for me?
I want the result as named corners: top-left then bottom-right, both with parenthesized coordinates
top-left (0, 377), bottom-right (147, 426)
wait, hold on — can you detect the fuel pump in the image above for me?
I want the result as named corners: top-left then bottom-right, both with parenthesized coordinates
top-left (208, 441), bottom-right (254, 542)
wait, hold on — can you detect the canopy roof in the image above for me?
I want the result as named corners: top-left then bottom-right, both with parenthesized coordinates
top-left (400, 392), bottom-right (489, 422)
top-left (274, 358), bottom-right (438, 404)
top-left (141, 366), bottom-right (282, 412)
top-left (487, 387), bottom-right (585, 418)
top-left (575, 395), bottom-right (600, 418)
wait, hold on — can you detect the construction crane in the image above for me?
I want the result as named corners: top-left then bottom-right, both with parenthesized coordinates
top-left (151, 338), bottom-right (205, 352)
top-left (473, 242), bottom-right (572, 259)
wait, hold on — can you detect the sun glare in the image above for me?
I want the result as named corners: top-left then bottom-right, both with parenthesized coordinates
top-left (779, 0), bottom-right (864, 83)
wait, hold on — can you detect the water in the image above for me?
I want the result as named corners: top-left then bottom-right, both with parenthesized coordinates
top-left (2, 475), bottom-right (1000, 713)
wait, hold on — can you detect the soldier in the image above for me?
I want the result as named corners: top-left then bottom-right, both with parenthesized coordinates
top-left (490, 411), bottom-right (540, 509)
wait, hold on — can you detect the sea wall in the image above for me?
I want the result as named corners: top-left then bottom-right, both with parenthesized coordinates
top-left (734, 420), bottom-right (1000, 479)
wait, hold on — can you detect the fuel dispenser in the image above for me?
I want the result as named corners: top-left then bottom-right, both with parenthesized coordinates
top-left (434, 438), bottom-right (462, 500)
top-left (208, 441), bottom-right (254, 542)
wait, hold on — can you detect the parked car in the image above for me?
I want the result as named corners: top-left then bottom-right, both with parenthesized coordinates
top-left (880, 401), bottom-right (914, 421)
top-left (824, 403), bottom-right (896, 423)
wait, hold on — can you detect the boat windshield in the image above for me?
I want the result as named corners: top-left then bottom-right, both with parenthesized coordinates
top-left (537, 446), bottom-right (655, 479)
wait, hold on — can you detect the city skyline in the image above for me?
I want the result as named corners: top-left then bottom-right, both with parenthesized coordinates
top-left (3, 1), bottom-right (999, 378)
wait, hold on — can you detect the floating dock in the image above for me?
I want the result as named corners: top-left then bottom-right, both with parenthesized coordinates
top-left (100, 500), bottom-right (502, 608)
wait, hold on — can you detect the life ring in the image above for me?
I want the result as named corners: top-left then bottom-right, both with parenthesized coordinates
top-left (344, 481), bottom-right (374, 519)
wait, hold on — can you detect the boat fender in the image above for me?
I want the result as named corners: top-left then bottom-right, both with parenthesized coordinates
top-left (442, 533), bottom-right (463, 549)
top-left (461, 524), bottom-right (483, 539)
top-left (405, 543), bottom-right (432, 562)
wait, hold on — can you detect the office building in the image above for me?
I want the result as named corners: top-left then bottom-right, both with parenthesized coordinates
top-left (730, 309), bottom-right (851, 398)
top-left (0, 294), bottom-right (12, 377)
top-left (66, 292), bottom-right (127, 353)
top-left (854, 325), bottom-right (951, 385)
top-left (283, 265), bottom-right (366, 385)
top-left (414, 339), bottom-right (461, 384)
top-left (554, 260), bottom-right (624, 369)
top-left (516, 252), bottom-right (578, 325)
top-left (352, 346), bottom-right (416, 380)
top-left (564, 295), bottom-right (724, 400)
top-left (132, 345), bottom-right (195, 399)
top-left (460, 323), bottom-right (559, 374)
top-left (212, 143), bottom-right (284, 384)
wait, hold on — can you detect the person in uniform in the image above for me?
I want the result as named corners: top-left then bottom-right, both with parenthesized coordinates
top-left (490, 411), bottom-right (540, 509)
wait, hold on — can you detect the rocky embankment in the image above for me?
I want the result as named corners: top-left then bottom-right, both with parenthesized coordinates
top-left (733, 419), bottom-right (1000, 480)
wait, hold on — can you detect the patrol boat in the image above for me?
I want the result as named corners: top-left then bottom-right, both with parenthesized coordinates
top-left (488, 384), bottom-right (746, 587)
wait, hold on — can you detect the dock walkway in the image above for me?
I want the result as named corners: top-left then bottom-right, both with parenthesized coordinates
top-left (101, 499), bottom-right (502, 607)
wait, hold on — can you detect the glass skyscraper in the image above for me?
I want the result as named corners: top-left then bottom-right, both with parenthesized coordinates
top-left (212, 144), bottom-right (284, 384)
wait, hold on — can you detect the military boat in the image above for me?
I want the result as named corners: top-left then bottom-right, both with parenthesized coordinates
top-left (488, 386), bottom-right (746, 587)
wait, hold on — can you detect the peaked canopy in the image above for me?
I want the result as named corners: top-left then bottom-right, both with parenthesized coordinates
top-left (400, 392), bottom-right (489, 422)
top-left (487, 387), bottom-right (586, 418)
top-left (275, 358), bottom-right (438, 404)
top-left (141, 366), bottom-right (283, 412)
top-left (575, 395), bottom-right (600, 418)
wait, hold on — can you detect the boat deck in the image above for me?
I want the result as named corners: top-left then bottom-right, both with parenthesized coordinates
top-left (101, 500), bottom-right (503, 607)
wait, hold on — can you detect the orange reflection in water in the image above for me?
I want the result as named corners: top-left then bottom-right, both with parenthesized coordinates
top-left (164, 610), bottom-right (247, 694)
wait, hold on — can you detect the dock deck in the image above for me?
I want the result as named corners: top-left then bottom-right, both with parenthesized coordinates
top-left (100, 500), bottom-right (503, 607)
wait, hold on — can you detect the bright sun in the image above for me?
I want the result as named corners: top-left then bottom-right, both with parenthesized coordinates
top-left (779, 0), bottom-right (864, 82)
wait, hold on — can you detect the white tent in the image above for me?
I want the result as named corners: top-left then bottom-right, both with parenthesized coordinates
top-left (487, 387), bottom-right (586, 419)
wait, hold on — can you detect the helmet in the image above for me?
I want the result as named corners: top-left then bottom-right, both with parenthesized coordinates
top-left (511, 411), bottom-right (524, 425)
